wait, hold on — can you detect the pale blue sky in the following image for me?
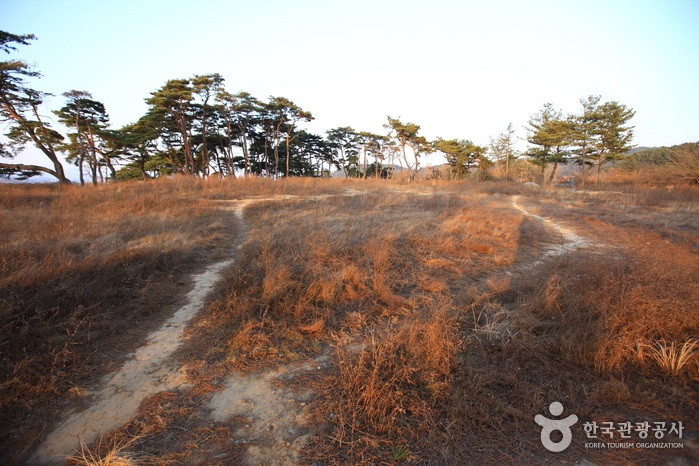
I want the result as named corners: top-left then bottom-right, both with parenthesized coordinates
top-left (2, 0), bottom-right (698, 175)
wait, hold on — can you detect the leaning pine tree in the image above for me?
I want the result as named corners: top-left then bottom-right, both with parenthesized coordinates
top-left (0, 30), bottom-right (71, 184)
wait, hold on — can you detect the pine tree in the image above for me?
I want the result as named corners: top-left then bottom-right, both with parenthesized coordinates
top-left (0, 31), bottom-right (71, 183)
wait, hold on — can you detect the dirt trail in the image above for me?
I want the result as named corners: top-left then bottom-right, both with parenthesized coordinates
top-left (29, 198), bottom-right (263, 464)
top-left (29, 261), bottom-right (229, 464)
top-left (511, 195), bottom-right (593, 258)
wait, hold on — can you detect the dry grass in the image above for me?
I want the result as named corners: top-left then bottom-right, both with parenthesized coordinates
top-left (639, 339), bottom-right (699, 378)
top-left (0, 178), bottom-right (242, 463)
top-left (447, 187), bottom-right (699, 464)
top-left (511, 245), bottom-right (699, 376)
top-left (3, 177), bottom-right (698, 464)
top-left (179, 183), bottom-right (525, 464)
top-left (99, 179), bottom-right (698, 465)
top-left (69, 435), bottom-right (144, 466)
top-left (434, 254), bottom-right (698, 464)
top-left (520, 184), bottom-right (699, 252)
top-left (64, 389), bottom-right (243, 466)
top-left (188, 183), bottom-right (520, 369)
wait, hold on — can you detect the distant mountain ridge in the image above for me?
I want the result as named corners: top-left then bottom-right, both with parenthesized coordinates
top-left (621, 142), bottom-right (698, 169)
top-left (625, 146), bottom-right (656, 156)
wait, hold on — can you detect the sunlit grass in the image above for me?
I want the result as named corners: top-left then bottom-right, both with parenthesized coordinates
top-left (68, 436), bottom-right (144, 466)
top-left (639, 339), bottom-right (699, 377)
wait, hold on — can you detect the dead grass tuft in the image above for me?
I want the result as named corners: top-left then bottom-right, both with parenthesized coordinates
top-left (638, 339), bottom-right (699, 377)
top-left (334, 318), bottom-right (451, 435)
top-left (308, 306), bottom-right (458, 464)
top-left (68, 435), bottom-right (144, 466)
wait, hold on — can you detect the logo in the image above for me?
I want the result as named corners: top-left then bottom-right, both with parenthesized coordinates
top-left (535, 401), bottom-right (578, 452)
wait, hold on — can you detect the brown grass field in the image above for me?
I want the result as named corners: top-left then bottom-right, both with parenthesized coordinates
top-left (0, 177), bottom-right (697, 465)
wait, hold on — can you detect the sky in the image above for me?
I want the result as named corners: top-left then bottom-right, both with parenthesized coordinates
top-left (2, 0), bottom-right (698, 179)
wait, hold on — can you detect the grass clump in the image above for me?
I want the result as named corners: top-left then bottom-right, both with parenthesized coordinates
top-left (639, 339), bottom-right (699, 377)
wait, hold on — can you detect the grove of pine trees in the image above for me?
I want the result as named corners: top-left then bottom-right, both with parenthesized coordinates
top-left (1, 30), bottom-right (637, 185)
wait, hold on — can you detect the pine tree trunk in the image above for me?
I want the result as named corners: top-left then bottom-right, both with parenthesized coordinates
top-left (547, 161), bottom-right (559, 185)
top-left (286, 132), bottom-right (290, 177)
top-left (505, 153), bottom-right (510, 182)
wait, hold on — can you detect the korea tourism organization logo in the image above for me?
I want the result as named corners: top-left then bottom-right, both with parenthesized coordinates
top-left (535, 401), bottom-right (686, 452)
top-left (535, 402), bottom-right (578, 452)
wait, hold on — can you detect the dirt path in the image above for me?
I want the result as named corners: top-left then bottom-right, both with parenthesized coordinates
top-left (29, 198), bottom-right (265, 464)
top-left (511, 195), bottom-right (594, 258)
top-left (29, 261), bottom-right (228, 464)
